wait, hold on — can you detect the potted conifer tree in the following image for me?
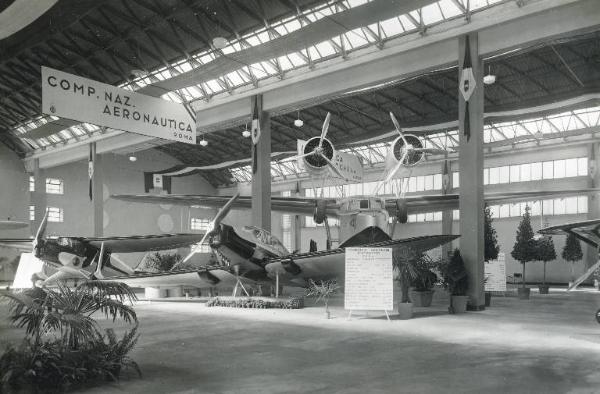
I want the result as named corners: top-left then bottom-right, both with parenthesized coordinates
top-left (536, 235), bottom-right (556, 294)
top-left (511, 205), bottom-right (536, 300)
top-left (562, 232), bottom-right (583, 287)
top-left (483, 205), bottom-right (500, 307)
top-left (409, 253), bottom-right (438, 308)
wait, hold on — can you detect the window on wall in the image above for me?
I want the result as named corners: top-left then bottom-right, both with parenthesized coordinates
top-left (29, 176), bottom-right (34, 192)
top-left (190, 218), bottom-right (211, 231)
top-left (46, 178), bottom-right (64, 194)
top-left (452, 172), bottom-right (460, 188)
top-left (29, 206), bottom-right (34, 221)
top-left (47, 207), bottom-right (63, 222)
top-left (482, 157), bottom-right (587, 186)
top-left (406, 211), bottom-right (443, 223)
top-left (488, 196), bottom-right (588, 219)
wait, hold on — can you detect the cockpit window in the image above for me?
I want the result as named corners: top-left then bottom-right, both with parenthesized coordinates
top-left (360, 199), bottom-right (369, 209)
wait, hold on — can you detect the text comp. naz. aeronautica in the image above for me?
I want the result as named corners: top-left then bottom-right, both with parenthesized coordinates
top-left (45, 72), bottom-right (194, 142)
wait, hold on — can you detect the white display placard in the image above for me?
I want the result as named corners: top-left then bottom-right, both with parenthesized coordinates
top-left (42, 66), bottom-right (196, 144)
top-left (485, 253), bottom-right (507, 292)
top-left (12, 253), bottom-right (44, 289)
top-left (344, 247), bottom-right (393, 310)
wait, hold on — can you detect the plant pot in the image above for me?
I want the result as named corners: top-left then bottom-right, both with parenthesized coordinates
top-left (517, 287), bottom-right (531, 300)
top-left (410, 290), bottom-right (434, 307)
top-left (484, 292), bottom-right (492, 307)
top-left (450, 295), bottom-right (469, 314)
top-left (538, 285), bottom-right (549, 294)
top-left (397, 302), bottom-right (413, 319)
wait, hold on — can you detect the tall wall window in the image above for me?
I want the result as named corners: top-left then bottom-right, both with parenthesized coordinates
top-left (304, 216), bottom-right (340, 227)
top-left (29, 176), bottom-right (35, 192)
top-left (484, 157), bottom-right (587, 185)
top-left (47, 207), bottom-right (63, 223)
top-left (46, 178), bottom-right (64, 194)
top-left (29, 206), bottom-right (35, 221)
top-left (488, 196), bottom-right (587, 218)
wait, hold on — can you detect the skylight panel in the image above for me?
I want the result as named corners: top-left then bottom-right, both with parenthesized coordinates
top-left (249, 63), bottom-right (268, 79)
top-left (70, 126), bottom-right (86, 136)
top-left (246, 35), bottom-right (262, 47)
top-left (59, 129), bottom-right (73, 139)
top-left (256, 30), bottom-right (270, 43)
top-left (37, 137), bottom-right (50, 146)
top-left (471, 0), bottom-right (491, 10)
top-left (288, 52), bottom-right (307, 67)
top-left (260, 60), bottom-right (278, 75)
top-left (226, 71), bottom-right (245, 86)
top-left (346, 0), bottom-right (368, 7)
top-left (206, 79), bottom-right (223, 93)
top-left (438, 0), bottom-right (463, 18)
top-left (315, 41), bottom-right (337, 57)
top-left (283, 19), bottom-right (301, 33)
top-left (198, 52), bottom-right (215, 64)
top-left (273, 24), bottom-right (288, 36)
top-left (399, 14), bottom-right (417, 30)
top-left (278, 56), bottom-right (294, 71)
top-left (308, 46), bottom-right (322, 61)
top-left (304, 12), bottom-right (318, 22)
top-left (421, 3), bottom-right (445, 24)
top-left (221, 45), bottom-right (236, 55)
top-left (346, 28), bottom-right (369, 47)
top-left (380, 17), bottom-right (404, 38)
top-left (48, 135), bottom-right (62, 143)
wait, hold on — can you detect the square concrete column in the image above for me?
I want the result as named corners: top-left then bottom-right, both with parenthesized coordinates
top-left (250, 95), bottom-right (272, 231)
top-left (458, 33), bottom-right (485, 311)
top-left (585, 143), bottom-right (600, 270)
top-left (441, 159), bottom-right (454, 260)
top-left (32, 159), bottom-right (47, 235)
top-left (90, 142), bottom-right (104, 237)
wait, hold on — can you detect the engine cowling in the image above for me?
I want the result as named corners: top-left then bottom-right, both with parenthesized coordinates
top-left (302, 136), bottom-right (335, 170)
top-left (391, 134), bottom-right (424, 166)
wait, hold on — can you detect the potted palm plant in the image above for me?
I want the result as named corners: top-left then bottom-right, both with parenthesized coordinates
top-left (511, 205), bottom-right (536, 300)
top-left (393, 248), bottom-right (420, 319)
top-left (410, 254), bottom-right (438, 307)
top-left (444, 249), bottom-right (469, 314)
top-left (306, 278), bottom-right (339, 319)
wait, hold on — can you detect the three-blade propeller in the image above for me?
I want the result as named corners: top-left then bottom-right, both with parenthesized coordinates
top-left (179, 193), bottom-right (241, 265)
top-left (286, 112), bottom-right (345, 179)
top-left (32, 208), bottom-right (49, 257)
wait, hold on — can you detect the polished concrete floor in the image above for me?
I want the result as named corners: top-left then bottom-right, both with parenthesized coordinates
top-left (2, 288), bottom-right (600, 393)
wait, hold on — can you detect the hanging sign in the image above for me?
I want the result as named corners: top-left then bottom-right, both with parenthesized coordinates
top-left (41, 66), bottom-right (196, 144)
top-left (344, 247), bottom-right (393, 311)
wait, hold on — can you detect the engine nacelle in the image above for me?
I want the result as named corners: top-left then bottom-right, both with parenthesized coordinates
top-left (389, 134), bottom-right (424, 167)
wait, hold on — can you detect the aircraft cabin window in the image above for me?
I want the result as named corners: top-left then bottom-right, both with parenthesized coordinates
top-left (360, 200), bottom-right (369, 209)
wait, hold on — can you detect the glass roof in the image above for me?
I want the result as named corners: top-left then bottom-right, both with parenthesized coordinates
top-left (16, 0), bottom-right (508, 149)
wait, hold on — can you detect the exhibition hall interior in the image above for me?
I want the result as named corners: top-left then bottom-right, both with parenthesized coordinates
top-left (1, 0), bottom-right (600, 393)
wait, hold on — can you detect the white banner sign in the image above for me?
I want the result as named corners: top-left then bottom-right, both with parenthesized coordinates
top-left (41, 66), bottom-right (196, 144)
top-left (344, 247), bottom-right (393, 311)
top-left (485, 252), bottom-right (507, 292)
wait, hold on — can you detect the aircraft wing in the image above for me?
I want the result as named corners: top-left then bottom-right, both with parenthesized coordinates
top-left (0, 238), bottom-right (33, 252)
top-left (392, 188), bottom-right (600, 214)
top-left (264, 234), bottom-right (459, 284)
top-left (77, 233), bottom-right (207, 253)
top-left (0, 220), bottom-right (28, 230)
top-left (538, 219), bottom-right (600, 247)
top-left (112, 194), bottom-right (339, 216)
top-left (538, 219), bottom-right (600, 291)
top-left (99, 267), bottom-right (255, 289)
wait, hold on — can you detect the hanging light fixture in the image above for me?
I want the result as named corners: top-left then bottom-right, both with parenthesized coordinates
top-left (212, 37), bottom-right (228, 49)
top-left (242, 123), bottom-right (251, 138)
top-left (128, 155), bottom-right (137, 162)
top-left (294, 110), bottom-right (304, 127)
top-left (483, 65), bottom-right (496, 85)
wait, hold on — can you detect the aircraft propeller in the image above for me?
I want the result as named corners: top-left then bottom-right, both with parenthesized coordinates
top-left (179, 193), bottom-right (241, 265)
top-left (32, 208), bottom-right (49, 258)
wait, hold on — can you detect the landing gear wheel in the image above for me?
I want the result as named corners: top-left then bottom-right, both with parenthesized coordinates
top-left (595, 308), bottom-right (600, 324)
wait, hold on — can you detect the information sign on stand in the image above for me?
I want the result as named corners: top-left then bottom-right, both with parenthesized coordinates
top-left (484, 252), bottom-right (507, 292)
top-left (344, 247), bottom-right (393, 320)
